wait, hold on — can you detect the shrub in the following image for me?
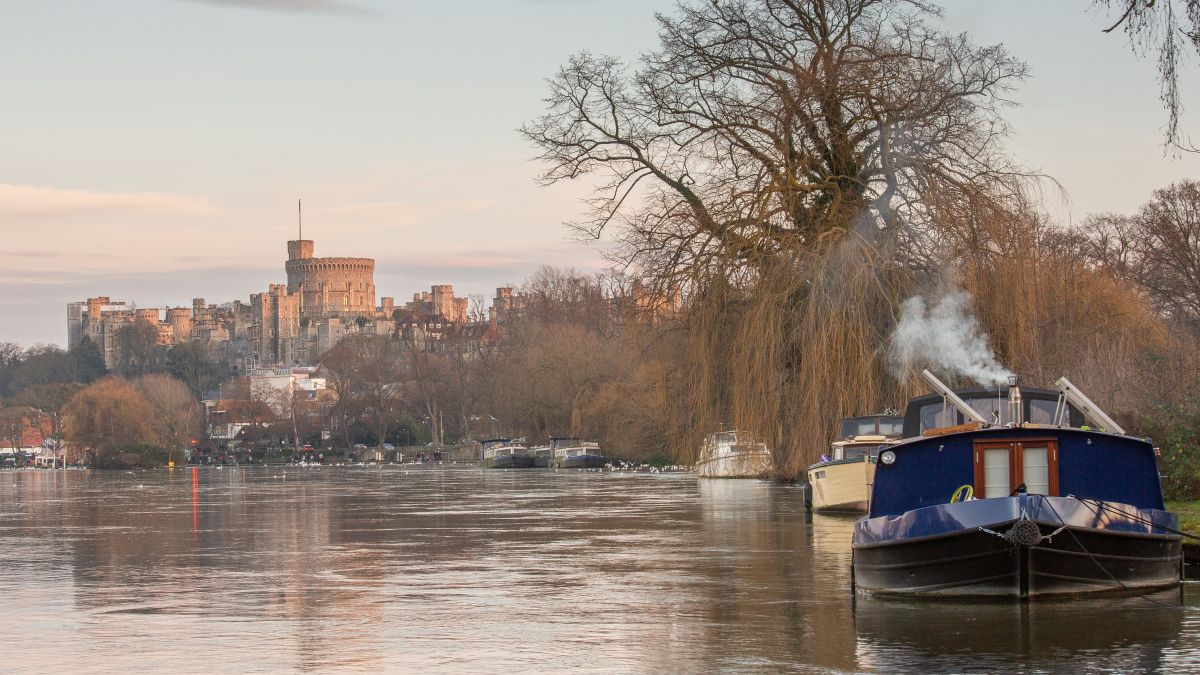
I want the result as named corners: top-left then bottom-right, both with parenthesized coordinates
top-left (1140, 400), bottom-right (1200, 500)
top-left (96, 443), bottom-right (171, 470)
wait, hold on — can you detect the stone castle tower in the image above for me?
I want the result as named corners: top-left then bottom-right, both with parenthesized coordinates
top-left (284, 239), bottom-right (376, 318)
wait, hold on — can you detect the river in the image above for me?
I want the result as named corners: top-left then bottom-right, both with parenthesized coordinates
top-left (0, 465), bottom-right (1196, 673)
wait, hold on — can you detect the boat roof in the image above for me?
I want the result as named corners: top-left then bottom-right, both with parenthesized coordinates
top-left (902, 385), bottom-right (1081, 437)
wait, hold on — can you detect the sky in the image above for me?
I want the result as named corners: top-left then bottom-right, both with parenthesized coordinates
top-left (1, 0), bottom-right (1197, 347)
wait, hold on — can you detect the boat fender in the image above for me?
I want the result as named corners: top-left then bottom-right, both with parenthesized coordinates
top-left (1003, 519), bottom-right (1043, 547)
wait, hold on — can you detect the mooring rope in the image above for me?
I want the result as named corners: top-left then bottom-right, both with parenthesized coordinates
top-left (1040, 497), bottom-right (1177, 608)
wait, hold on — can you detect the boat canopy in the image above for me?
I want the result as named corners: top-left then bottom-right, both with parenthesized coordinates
top-left (839, 415), bottom-right (903, 440)
top-left (901, 386), bottom-right (1083, 438)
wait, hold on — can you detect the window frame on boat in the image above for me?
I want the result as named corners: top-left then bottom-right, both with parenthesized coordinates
top-left (972, 438), bottom-right (1061, 498)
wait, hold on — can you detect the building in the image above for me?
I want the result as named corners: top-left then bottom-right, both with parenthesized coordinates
top-left (69, 236), bottom-right (486, 371)
top-left (285, 238), bottom-right (376, 318)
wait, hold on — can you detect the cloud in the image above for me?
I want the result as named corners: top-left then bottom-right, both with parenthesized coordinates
top-left (182, 0), bottom-right (373, 14)
top-left (0, 183), bottom-right (214, 221)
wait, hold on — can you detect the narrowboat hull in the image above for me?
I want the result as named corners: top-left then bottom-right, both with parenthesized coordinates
top-left (853, 495), bottom-right (1182, 598)
top-left (559, 454), bottom-right (608, 469)
top-left (481, 453), bottom-right (535, 469)
top-left (807, 457), bottom-right (874, 512)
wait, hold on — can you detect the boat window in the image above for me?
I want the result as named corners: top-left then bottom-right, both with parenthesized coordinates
top-left (878, 418), bottom-right (903, 437)
top-left (1022, 446), bottom-right (1050, 494)
top-left (839, 418), bottom-right (878, 437)
top-left (842, 444), bottom-right (870, 460)
top-left (973, 439), bottom-right (1060, 498)
top-left (919, 403), bottom-right (957, 432)
top-left (967, 396), bottom-right (1011, 425)
top-left (715, 432), bottom-right (737, 444)
top-left (1028, 399), bottom-right (1057, 425)
top-left (982, 447), bottom-right (1011, 498)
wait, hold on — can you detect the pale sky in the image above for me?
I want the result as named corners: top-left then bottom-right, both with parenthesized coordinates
top-left (1, 0), bottom-right (1197, 346)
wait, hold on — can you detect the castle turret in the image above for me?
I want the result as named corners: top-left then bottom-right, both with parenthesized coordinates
top-left (136, 308), bottom-right (160, 325)
top-left (287, 239), bottom-right (314, 261)
top-left (283, 239), bottom-right (375, 319)
top-left (166, 307), bottom-right (192, 342)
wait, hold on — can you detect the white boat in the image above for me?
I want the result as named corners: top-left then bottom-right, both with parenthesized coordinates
top-left (551, 438), bottom-right (607, 468)
top-left (806, 415), bottom-right (903, 511)
top-left (529, 444), bottom-right (553, 468)
top-left (695, 431), bottom-right (772, 478)
top-left (479, 438), bottom-right (534, 469)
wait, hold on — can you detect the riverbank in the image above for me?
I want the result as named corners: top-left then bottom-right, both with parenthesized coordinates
top-left (1168, 501), bottom-right (1200, 580)
top-left (1168, 501), bottom-right (1200, 534)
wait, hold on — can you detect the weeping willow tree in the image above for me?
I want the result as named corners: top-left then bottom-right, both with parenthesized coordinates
top-left (524, 0), bottom-right (1033, 476)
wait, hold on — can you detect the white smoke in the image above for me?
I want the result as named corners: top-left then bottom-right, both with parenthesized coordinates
top-left (888, 291), bottom-right (1013, 387)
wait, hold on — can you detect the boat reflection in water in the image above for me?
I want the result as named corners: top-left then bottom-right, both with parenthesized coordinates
top-left (695, 431), bottom-right (773, 478)
top-left (854, 592), bottom-right (1190, 672)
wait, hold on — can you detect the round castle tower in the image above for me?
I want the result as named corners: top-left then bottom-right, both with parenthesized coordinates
top-left (284, 239), bottom-right (376, 318)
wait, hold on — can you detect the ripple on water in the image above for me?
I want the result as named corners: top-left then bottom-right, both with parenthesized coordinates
top-left (0, 465), bottom-right (1196, 673)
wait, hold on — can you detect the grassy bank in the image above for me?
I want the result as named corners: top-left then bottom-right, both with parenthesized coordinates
top-left (1167, 501), bottom-right (1200, 535)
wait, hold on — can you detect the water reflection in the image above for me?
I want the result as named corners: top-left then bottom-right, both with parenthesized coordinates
top-left (855, 591), bottom-right (1196, 672)
top-left (0, 466), bottom-right (1195, 673)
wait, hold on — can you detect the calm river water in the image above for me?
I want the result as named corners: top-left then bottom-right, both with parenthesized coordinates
top-left (0, 465), bottom-right (1196, 673)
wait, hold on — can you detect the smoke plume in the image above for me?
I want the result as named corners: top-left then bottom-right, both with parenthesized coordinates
top-left (888, 291), bottom-right (1013, 386)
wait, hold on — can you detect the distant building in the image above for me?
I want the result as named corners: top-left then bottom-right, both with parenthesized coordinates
top-left (0, 406), bottom-right (51, 451)
top-left (69, 237), bottom-right (490, 371)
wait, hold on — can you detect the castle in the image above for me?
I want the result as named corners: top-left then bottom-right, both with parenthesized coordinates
top-left (68, 237), bottom-right (526, 371)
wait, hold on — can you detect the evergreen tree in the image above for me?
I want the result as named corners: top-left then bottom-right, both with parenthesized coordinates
top-left (70, 337), bottom-right (107, 384)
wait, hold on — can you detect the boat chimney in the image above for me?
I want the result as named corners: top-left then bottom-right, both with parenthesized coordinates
top-left (1007, 374), bottom-right (1023, 427)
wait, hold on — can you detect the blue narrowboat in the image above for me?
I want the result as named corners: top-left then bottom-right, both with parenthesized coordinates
top-left (852, 370), bottom-right (1182, 598)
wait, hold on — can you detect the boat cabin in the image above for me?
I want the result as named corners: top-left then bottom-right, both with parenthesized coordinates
top-left (550, 437), bottom-right (602, 458)
top-left (833, 415), bottom-right (903, 461)
top-left (868, 384), bottom-right (1165, 520)
top-left (840, 415), bottom-right (904, 440)
top-left (901, 386), bottom-right (1084, 437)
top-left (480, 438), bottom-right (526, 459)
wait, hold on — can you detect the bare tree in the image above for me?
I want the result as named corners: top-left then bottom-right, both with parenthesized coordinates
top-left (113, 321), bottom-right (161, 377)
top-left (1132, 179), bottom-right (1200, 323)
top-left (319, 341), bottom-right (368, 448)
top-left (15, 382), bottom-right (83, 462)
top-left (135, 373), bottom-right (200, 464)
top-left (523, 0), bottom-right (1028, 281)
top-left (1096, 0), bottom-right (1199, 151)
top-left (250, 378), bottom-right (302, 453)
top-left (524, 0), bottom-right (1032, 474)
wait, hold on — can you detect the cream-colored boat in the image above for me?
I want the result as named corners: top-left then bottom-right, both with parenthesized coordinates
top-left (696, 431), bottom-right (772, 478)
top-left (806, 415), bottom-right (902, 511)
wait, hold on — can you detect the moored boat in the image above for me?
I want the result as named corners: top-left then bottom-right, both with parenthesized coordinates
top-left (807, 414), bottom-right (903, 512)
top-left (695, 431), bottom-right (772, 478)
top-left (530, 444), bottom-right (553, 468)
top-left (551, 438), bottom-right (607, 469)
top-left (852, 370), bottom-right (1182, 599)
top-left (479, 438), bottom-right (534, 469)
